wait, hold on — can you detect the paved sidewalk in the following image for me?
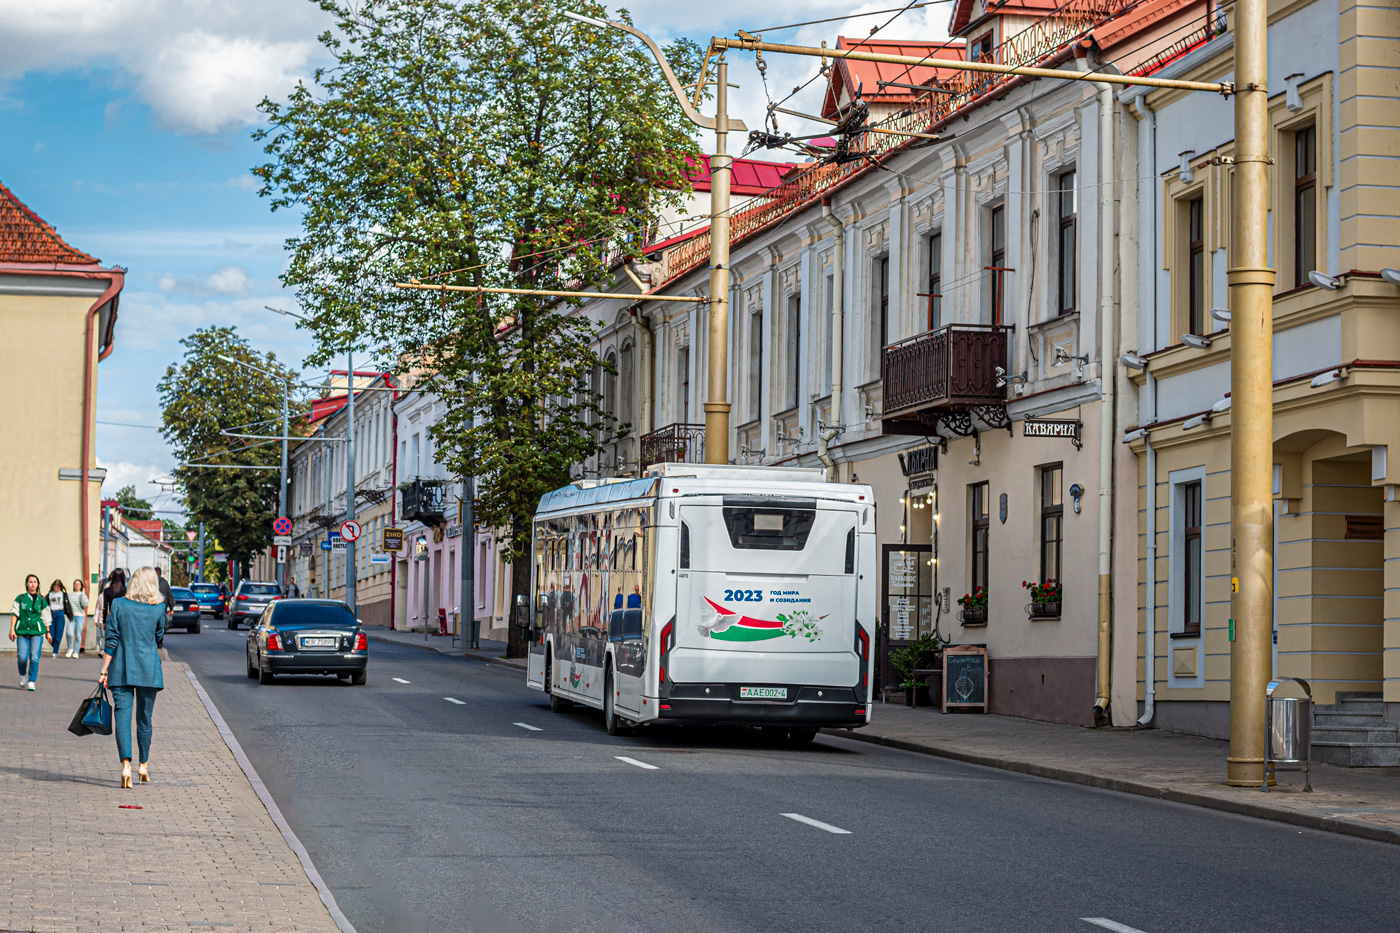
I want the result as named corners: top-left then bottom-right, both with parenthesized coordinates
top-left (0, 653), bottom-right (343, 933)
top-left (837, 701), bottom-right (1400, 845)
top-left (363, 626), bottom-right (528, 671)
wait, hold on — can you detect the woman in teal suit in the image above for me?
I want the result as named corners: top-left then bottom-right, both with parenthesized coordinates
top-left (99, 567), bottom-right (166, 788)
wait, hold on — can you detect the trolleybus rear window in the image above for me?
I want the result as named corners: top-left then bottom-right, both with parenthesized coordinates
top-left (721, 505), bottom-right (816, 550)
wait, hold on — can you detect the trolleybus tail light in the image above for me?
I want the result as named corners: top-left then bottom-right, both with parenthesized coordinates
top-left (659, 618), bottom-right (675, 686)
top-left (854, 623), bottom-right (871, 698)
top-left (266, 631), bottom-right (282, 652)
top-left (354, 632), bottom-right (368, 652)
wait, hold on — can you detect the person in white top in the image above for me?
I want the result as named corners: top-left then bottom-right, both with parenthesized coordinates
top-left (66, 579), bottom-right (90, 658)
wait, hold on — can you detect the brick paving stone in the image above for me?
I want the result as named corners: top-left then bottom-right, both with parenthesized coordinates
top-left (0, 654), bottom-right (340, 933)
top-left (834, 701), bottom-right (1400, 843)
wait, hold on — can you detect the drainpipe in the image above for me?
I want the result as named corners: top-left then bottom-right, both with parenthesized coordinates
top-left (818, 198), bottom-right (845, 481)
top-left (1134, 95), bottom-right (1159, 726)
top-left (80, 270), bottom-right (124, 593)
top-left (1079, 49), bottom-right (1116, 721)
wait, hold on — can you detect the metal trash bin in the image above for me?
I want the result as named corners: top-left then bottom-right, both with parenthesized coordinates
top-left (1264, 678), bottom-right (1313, 792)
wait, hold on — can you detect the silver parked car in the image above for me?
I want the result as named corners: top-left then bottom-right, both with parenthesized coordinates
top-left (228, 581), bottom-right (282, 629)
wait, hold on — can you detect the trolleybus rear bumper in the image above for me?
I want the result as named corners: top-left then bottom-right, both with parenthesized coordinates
top-left (658, 684), bottom-right (867, 727)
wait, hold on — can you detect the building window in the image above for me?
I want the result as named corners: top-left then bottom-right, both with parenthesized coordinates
top-left (971, 483), bottom-right (990, 595)
top-left (1056, 170), bottom-right (1076, 315)
top-left (925, 232), bottom-right (942, 331)
top-left (619, 341), bottom-right (634, 432)
top-left (1182, 481), bottom-right (1202, 636)
top-left (872, 255), bottom-right (890, 377)
top-left (1294, 125), bottom-right (1316, 288)
top-left (747, 309), bottom-right (763, 423)
top-left (1039, 465), bottom-right (1063, 583)
top-left (677, 347), bottom-right (690, 424)
top-left (787, 293), bottom-right (801, 410)
top-left (968, 31), bottom-right (994, 63)
top-left (821, 273), bottom-right (834, 393)
top-left (989, 204), bottom-right (1005, 324)
top-left (603, 351), bottom-right (617, 435)
top-left (1187, 196), bottom-right (1205, 336)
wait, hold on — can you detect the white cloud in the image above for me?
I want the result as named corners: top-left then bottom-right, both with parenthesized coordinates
top-left (158, 273), bottom-right (177, 294)
top-left (205, 265), bottom-right (249, 295)
top-left (96, 459), bottom-right (180, 513)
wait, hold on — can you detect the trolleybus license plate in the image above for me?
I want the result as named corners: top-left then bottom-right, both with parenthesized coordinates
top-left (739, 686), bottom-right (788, 700)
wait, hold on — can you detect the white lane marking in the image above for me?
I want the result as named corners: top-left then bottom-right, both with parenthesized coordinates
top-left (615, 756), bottom-right (658, 770)
top-left (444, 697), bottom-right (466, 705)
top-left (514, 722), bottom-right (542, 732)
top-left (1082, 919), bottom-right (1150, 933)
top-left (392, 677), bottom-right (410, 684)
top-left (780, 812), bottom-right (852, 835)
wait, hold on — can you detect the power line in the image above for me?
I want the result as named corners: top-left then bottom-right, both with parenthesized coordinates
top-left (749, 3), bottom-right (946, 34)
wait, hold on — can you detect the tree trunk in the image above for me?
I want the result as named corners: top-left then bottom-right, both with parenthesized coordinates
top-left (506, 547), bottom-right (531, 658)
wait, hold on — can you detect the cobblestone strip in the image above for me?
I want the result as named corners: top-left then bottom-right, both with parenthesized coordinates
top-left (0, 655), bottom-right (343, 933)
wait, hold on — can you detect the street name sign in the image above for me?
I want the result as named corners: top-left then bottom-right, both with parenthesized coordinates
top-left (273, 535), bottom-right (293, 546)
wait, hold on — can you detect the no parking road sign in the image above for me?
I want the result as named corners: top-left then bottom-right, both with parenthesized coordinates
top-left (272, 516), bottom-right (292, 536)
top-left (339, 519), bottom-right (362, 542)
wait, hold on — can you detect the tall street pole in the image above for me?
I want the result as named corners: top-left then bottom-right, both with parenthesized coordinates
top-left (197, 521), bottom-right (205, 583)
top-left (460, 411), bottom-right (476, 648)
top-left (278, 378), bottom-right (289, 591)
top-left (345, 354), bottom-right (358, 615)
top-left (702, 56), bottom-right (733, 465)
top-left (1226, 0), bottom-right (1275, 786)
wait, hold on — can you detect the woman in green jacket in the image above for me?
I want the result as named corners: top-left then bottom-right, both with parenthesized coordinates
top-left (9, 574), bottom-right (51, 690)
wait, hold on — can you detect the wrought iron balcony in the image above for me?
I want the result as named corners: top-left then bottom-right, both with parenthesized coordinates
top-left (399, 478), bottom-right (448, 526)
top-left (882, 324), bottom-right (1010, 435)
top-left (639, 422), bottom-right (705, 469)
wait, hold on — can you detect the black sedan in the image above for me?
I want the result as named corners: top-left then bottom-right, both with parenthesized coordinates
top-left (246, 599), bottom-right (368, 685)
top-left (169, 587), bottom-right (203, 633)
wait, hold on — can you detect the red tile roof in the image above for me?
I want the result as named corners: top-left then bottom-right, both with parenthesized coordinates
top-left (822, 38), bottom-right (967, 119)
top-left (0, 180), bottom-right (99, 266)
top-left (686, 155), bottom-right (800, 196)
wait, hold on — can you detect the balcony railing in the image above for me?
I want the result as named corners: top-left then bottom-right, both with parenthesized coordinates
top-left (400, 479), bottom-right (447, 526)
top-left (882, 324), bottom-right (1009, 423)
top-left (639, 423), bottom-right (705, 469)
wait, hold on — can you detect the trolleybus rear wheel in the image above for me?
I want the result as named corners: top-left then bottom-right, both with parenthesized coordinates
top-left (546, 650), bottom-right (572, 712)
top-left (604, 671), bottom-right (629, 736)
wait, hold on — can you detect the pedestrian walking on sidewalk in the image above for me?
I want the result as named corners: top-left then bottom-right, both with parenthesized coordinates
top-left (100, 569), bottom-right (127, 659)
top-left (67, 579), bottom-right (89, 657)
top-left (99, 567), bottom-right (166, 789)
top-left (47, 580), bottom-right (72, 658)
top-left (10, 574), bottom-right (51, 690)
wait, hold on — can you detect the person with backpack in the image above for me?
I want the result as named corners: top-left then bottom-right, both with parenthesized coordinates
top-left (10, 574), bottom-right (51, 690)
top-left (47, 580), bottom-right (72, 659)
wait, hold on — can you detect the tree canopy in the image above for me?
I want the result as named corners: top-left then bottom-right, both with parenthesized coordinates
top-left (158, 326), bottom-right (303, 569)
top-left (111, 485), bottom-right (154, 516)
top-left (255, 0), bottom-right (703, 652)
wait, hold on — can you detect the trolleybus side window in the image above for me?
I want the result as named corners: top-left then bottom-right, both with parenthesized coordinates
top-left (680, 521), bottom-right (691, 568)
top-left (721, 506), bottom-right (817, 550)
top-left (845, 528), bottom-right (856, 574)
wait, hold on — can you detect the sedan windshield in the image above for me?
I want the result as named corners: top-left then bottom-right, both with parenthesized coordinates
top-left (270, 603), bottom-right (357, 631)
top-left (190, 584), bottom-right (219, 595)
top-left (172, 588), bottom-right (197, 601)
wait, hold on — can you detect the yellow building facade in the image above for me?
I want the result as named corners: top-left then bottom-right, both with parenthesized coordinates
top-left (0, 182), bottom-right (122, 634)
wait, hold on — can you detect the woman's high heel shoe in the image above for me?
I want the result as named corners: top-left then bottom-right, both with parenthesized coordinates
top-left (120, 760), bottom-right (132, 789)
top-left (138, 762), bottom-right (149, 783)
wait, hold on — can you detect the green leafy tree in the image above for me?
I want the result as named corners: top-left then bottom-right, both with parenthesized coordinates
top-left (112, 485), bottom-right (154, 516)
top-left (158, 326), bottom-right (302, 575)
top-left (256, 0), bottom-right (702, 654)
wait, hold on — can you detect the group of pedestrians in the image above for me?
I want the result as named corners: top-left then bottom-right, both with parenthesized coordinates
top-left (12, 566), bottom-right (167, 788)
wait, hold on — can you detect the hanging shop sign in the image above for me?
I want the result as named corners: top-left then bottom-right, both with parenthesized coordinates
top-left (1022, 418), bottom-right (1082, 448)
top-left (898, 445), bottom-right (939, 477)
top-left (382, 527), bottom-right (404, 552)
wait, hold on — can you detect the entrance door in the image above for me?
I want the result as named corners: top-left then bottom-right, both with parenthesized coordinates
top-left (880, 544), bottom-right (933, 690)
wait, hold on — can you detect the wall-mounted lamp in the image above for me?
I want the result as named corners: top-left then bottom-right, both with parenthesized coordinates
top-left (1308, 270), bottom-right (1342, 291)
top-left (1119, 353), bottom-right (1147, 370)
top-left (1054, 346), bottom-right (1090, 366)
top-left (1178, 150), bottom-right (1196, 183)
top-left (1182, 413), bottom-right (1210, 430)
top-left (1284, 73), bottom-right (1305, 112)
top-left (1380, 268), bottom-right (1400, 286)
top-left (1122, 428), bottom-right (1147, 444)
top-left (1181, 333), bottom-right (1212, 350)
top-left (1211, 396), bottom-right (1232, 413)
top-left (1069, 483), bottom-right (1083, 514)
top-left (1310, 369), bottom-right (1343, 389)
top-left (1209, 308), bottom-right (1231, 323)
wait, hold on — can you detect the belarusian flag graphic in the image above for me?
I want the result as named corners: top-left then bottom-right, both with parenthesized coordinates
top-left (699, 597), bottom-right (786, 642)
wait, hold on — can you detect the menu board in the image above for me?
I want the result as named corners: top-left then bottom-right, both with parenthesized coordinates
top-left (943, 645), bottom-right (988, 712)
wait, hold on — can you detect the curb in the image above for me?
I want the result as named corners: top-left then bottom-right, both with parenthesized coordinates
top-left (185, 666), bottom-right (359, 933)
top-left (824, 727), bottom-right (1400, 847)
top-left (364, 631), bottom-right (529, 671)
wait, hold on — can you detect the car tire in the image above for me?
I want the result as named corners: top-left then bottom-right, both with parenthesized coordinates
top-left (337, 672), bottom-right (351, 682)
top-left (604, 670), bottom-right (628, 736)
top-left (258, 658), bottom-right (273, 685)
top-left (787, 729), bottom-right (817, 745)
top-left (350, 670), bottom-right (367, 686)
top-left (190, 621), bottom-right (201, 634)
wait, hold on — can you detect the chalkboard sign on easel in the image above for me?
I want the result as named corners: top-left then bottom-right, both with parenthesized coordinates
top-left (943, 645), bottom-right (988, 712)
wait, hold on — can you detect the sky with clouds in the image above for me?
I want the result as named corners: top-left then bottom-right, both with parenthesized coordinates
top-left (0, 0), bottom-right (952, 513)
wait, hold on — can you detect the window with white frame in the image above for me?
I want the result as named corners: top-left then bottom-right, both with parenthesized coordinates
top-left (1055, 169), bottom-right (1076, 315)
top-left (871, 255), bottom-right (889, 378)
top-left (1169, 468), bottom-right (1206, 637)
top-left (786, 293), bottom-right (801, 411)
top-left (747, 309), bottom-right (763, 423)
top-left (925, 231), bottom-right (942, 331)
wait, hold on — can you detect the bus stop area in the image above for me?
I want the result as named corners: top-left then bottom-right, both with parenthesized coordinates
top-left (830, 703), bottom-right (1400, 846)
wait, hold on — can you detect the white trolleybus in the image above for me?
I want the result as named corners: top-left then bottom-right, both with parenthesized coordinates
top-left (525, 463), bottom-right (876, 740)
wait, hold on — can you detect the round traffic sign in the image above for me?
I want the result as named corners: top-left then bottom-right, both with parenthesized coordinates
top-left (339, 519), bottom-right (362, 542)
top-left (273, 516), bottom-right (292, 536)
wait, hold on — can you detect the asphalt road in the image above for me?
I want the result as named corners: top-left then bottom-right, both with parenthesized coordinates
top-left (167, 624), bottom-right (1400, 933)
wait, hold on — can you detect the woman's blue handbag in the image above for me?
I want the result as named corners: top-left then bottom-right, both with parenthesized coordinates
top-left (68, 685), bottom-right (113, 737)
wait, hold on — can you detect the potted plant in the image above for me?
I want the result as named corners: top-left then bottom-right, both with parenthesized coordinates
top-left (890, 632), bottom-right (942, 706)
top-left (957, 586), bottom-right (988, 626)
top-left (1023, 579), bottom-right (1062, 619)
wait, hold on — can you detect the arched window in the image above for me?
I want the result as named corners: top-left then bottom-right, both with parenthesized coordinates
top-left (619, 341), bottom-right (635, 432)
top-left (603, 351), bottom-right (618, 436)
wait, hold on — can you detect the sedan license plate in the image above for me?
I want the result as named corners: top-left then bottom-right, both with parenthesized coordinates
top-left (301, 637), bottom-right (337, 649)
top-left (739, 686), bottom-right (787, 700)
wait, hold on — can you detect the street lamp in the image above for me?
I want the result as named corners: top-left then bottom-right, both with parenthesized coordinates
top-left (217, 353), bottom-right (292, 589)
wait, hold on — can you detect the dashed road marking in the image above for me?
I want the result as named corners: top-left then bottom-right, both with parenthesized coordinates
top-left (392, 677), bottom-right (410, 684)
top-left (781, 813), bottom-right (851, 835)
top-left (514, 722), bottom-right (542, 732)
top-left (444, 697), bottom-right (466, 705)
top-left (1082, 919), bottom-right (1150, 933)
top-left (615, 756), bottom-right (658, 770)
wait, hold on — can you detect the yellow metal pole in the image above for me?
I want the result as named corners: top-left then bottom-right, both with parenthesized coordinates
top-left (703, 57), bottom-right (733, 465)
top-left (1226, 0), bottom-right (1276, 786)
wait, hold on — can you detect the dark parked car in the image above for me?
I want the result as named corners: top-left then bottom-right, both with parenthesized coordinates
top-left (189, 582), bottom-right (227, 620)
top-left (245, 599), bottom-right (368, 685)
top-left (169, 587), bottom-right (202, 633)
top-left (228, 581), bottom-right (282, 629)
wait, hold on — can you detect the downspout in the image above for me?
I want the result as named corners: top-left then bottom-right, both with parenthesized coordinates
top-left (1080, 51), bottom-right (1116, 721)
top-left (818, 198), bottom-right (845, 481)
top-left (1134, 95), bottom-right (1159, 726)
top-left (81, 269), bottom-right (125, 593)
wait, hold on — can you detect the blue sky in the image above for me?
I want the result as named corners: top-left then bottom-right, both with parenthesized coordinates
top-left (0, 0), bottom-right (949, 512)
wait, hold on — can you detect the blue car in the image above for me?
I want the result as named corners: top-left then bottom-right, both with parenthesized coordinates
top-left (189, 582), bottom-right (228, 621)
